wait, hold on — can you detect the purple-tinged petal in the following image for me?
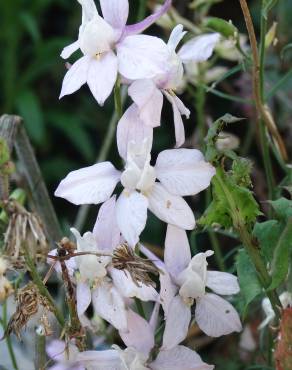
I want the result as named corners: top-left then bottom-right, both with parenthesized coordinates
top-left (155, 148), bottom-right (216, 196)
top-left (87, 51), bottom-right (118, 106)
top-left (168, 24), bottom-right (187, 52)
top-left (76, 282), bottom-right (91, 318)
top-left (151, 346), bottom-right (214, 370)
top-left (140, 244), bottom-right (166, 271)
top-left (195, 293), bottom-right (242, 337)
top-left (54, 162), bottom-right (121, 205)
top-left (92, 283), bottom-right (128, 331)
top-left (100, 0), bottom-right (129, 38)
top-left (117, 104), bottom-right (153, 161)
top-left (116, 190), bottom-right (148, 247)
top-left (93, 196), bottom-right (120, 252)
top-left (59, 55), bottom-right (90, 99)
top-left (206, 271), bottom-right (240, 296)
top-left (123, 0), bottom-right (171, 37)
top-left (128, 79), bottom-right (163, 128)
top-left (46, 340), bottom-right (79, 364)
top-left (148, 183), bottom-right (195, 230)
top-left (149, 302), bottom-right (161, 332)
top-left (76, 350), bottom-right (122, 369)
top-left (117, 35), bottom-right (169, 80)
top-left (61, 40), bottom-right (80, 59)
top-left (178, 33), bottom-right (220, 64)
top-left (119, 309), bottom-right (154, 356)
top-left (162, 295), bottom-right (191, 349)
top-left (164, 225), bottom-right (191, 280)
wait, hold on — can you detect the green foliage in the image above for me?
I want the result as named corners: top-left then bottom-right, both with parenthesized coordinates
top-left (203, 17), bottom-right (238, 38)
top-left (236, 249), bottom-right (262, 314)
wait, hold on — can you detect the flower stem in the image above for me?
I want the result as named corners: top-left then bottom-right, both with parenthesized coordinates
top-left (2, 302), bottom-right (19, 370)
top-left (34, 329), bottom-right (46, 370)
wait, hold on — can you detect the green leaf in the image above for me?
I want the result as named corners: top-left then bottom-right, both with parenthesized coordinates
top-left (19, 11), bottom-right (40, 42)
top-left (15, 90), bottom-right (45, 144)
top-left (269, 197), bottom-right (292, 220)
top-left (269, 218), bottom-right (292, 290)
top-left (253, 220), bottom-right (282, 263)
top-left (236, 249), bottom-right (262, 313)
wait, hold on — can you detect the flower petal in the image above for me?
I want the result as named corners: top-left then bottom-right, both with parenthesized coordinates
top-left (78, 0), bottom-right (99, 23)
top-left (119, 309), bottom-right (154, 355)
top-left (168, 24), bottom-right (187, 52)
top-left (148, 183), bottom-right (195, 230)
top-left (117, 35), bottom-right (169, 80)
top-left (111, 268), bottom-right (158, 302)
top-left (100, 0), bottom-right (129, 37)
top-left (60, 40), bottom-right (80, 59)
top-left (164, 225), bottom-right (191, 280)
top-left (163, 91), bottom-right (189, 147)
top-left (206, 271), bottom-right (240, 296)
top-left (178, 33), bottom-right (220, 63)
top-left (59, 55), bottom-right (90, 99)
top-left (155, 148), bottom-right (215, 196)
top-left (93, 196), bottom-right (120, 252)
top-left (128, 80), bottom-right (163, 128)
top-left (123, 0), bottom-right (171, 37)
top-left (116, 190), bottom-right (148, 247)
top-left (151, 346), bottom-right (214, 370)
top-left (54, 162), bottom-right (121, 205)
top-left (87, 51), bottom-right (118, 105)
top-left (117, 104), bottom-right (153, 161)
top-left (76, 282), bottom-right (92, 317)
top-left (76, 350), bottom-right (122, 369)
top-left (162, 295), bottom-right (191, 349)
top-left (159, 270), bottom-right (177, 317)
top-left (195, 293), bottom-right (242, 337)
top-left (92, 283), bottom-right (128, 331)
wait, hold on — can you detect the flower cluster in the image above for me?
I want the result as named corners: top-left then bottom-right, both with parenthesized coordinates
top-left (50, 0), bottom-right (242, 368)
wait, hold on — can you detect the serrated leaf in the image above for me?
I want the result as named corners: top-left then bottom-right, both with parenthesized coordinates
top-left (253, 220), bottom-right (282, 263)
top-left (269, 218), bottom-right (292, 290)
top-left (236, 249), bottom-right (262, 314)
top-left (269, 197), bottom-right (292, 220)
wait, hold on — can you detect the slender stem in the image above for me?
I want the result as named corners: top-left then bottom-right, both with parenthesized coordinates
top-left (74, 87), bottom-right (127, 231)
top-left (209, 231), bottom-right (225, 271)
top-left (2, 302), bottom-right (19, 370)
top-left (35, 330), bottom-right (46, 370)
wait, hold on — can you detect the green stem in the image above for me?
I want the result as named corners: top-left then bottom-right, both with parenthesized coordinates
top-left (214, 167), bottom-right (281, 320)
top-left (25, 251), bottom-right (65, 328)
top-left (209, 231), bottom-right (225, 271)
top-left (195, 75), bottom-right (206, 147)
top-left (137, 0), bottom-right (147, 21)
top-left (35, 330), bottom-right (46, 370)
top-left (2, 302), bottom-right (19, 370)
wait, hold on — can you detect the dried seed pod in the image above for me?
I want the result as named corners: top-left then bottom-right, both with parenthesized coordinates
top-left (112, 243), bottom-right (159, 288)
top-left (3, 200), bottom-right (49, 269)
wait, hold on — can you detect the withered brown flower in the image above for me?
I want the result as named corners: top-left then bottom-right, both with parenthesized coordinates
top-left (3, 200), bottom-right (49, 269)
top-left (112, 243), bottom-right (160, 288)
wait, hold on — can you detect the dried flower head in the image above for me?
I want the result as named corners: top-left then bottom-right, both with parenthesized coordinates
top-left (112, 243), bottom-right (160, 288)
top-left (4, 282), bottom-right (52, 339)
top-left (3, 200), bottom-right (49, 269)
top-left (0, 275), bottom-right (13, 303)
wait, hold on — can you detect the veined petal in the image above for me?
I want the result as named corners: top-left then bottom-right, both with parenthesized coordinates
top-left (164, 225), bottom-right (191, 280)
top-left (168, 24), bottom-right (187, 52)
top-left (206, 271), bottom-right (240, 296)
top-left (100, 0), bottom-right (129, 38)
top-left (116, 190), bottom-right (148, 247)
top-left (148, 183), bottom-right (195, 230)
top-left (123, 0), bottom-right (171, 37)
top-left (76, 282), bottom-right (91, 317)
top-left (117, 104), bottom-right (153, 161)
top-left (92, 283), bottom-right (128, 331)
top-left (60, 40), bottom-right (80, 59)
top-left (163, 91), bottom-right (189, 147)
top-left (128, 80), bottom-right (163, 128)
top-left (117, 35), bottom-right (169, 80)
top-left (93, 196), bottom-right (120, 252)
top-left (87, 51), bottom-right (118, 105)
top-left (155, 149), bottom-right (216, 196)
top-left (162, 295), bottom-right (191, 349)
top-left (151, 346), bottom-right (214, 370)
top-left (178, 33), bottom-right (220, 63)
top-left (119, 309), bottom-right (154, 356)
top-left (111, 268), bottom-right (158, 302)
top-left (54, 162), bottom-right (121, 205)
top-left (59, 56), bottom-right (90, 99)
top-left (195, 293), bottom-right (242, 337)
top-left (76, 350), bottom-right (122, 369)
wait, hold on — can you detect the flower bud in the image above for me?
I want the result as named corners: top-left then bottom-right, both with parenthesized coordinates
top-left (204, 17), bottom-right (238, 39)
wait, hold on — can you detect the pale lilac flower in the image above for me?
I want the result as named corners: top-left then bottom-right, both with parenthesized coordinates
top-left (259, 291), bottom-right (292, 329)
top-left (47, 309), bottom-right (214, 370)
top-left (55, 138), bottom-right (215, 247)
top-left (125, 25), bottom-right (220, 146)
top-left (60, 0), bottom-right (171, 105)
top-left (154, 225), bottom-right (242, 343)
top-left (70, 197), bottom-right (158, 331)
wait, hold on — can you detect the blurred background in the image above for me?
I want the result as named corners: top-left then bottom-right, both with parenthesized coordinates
top-left (0, 0), bottom-right (291, 368)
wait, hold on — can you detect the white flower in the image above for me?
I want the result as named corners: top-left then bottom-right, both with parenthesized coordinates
top-left (55, 138), bottom-right (215, 247)
top-left (60, 0), bottom-right (171, 105)
top-left (259, 291), bottom-right (292, 329)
